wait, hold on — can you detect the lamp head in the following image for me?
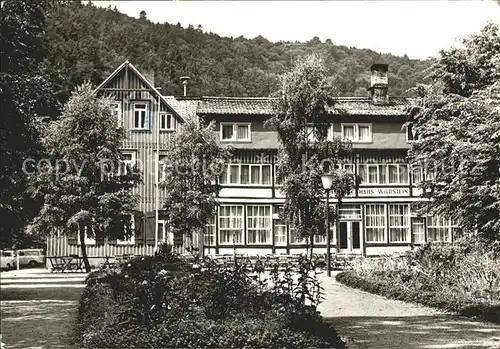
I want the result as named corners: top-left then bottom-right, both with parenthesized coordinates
top-left (321, 174), bottom-right (334, 190)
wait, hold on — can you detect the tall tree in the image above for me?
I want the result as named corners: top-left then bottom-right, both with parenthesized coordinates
top-left (266, 55), bottom-right (356, 254)
top-left (160, 119), bottom-right (230, 258)
top-left (408, 23), bottom-right (500, 242)
top-left (0, 0), bottom-right (56, 248)
top-left (28, 83), bottom-right (142, 271)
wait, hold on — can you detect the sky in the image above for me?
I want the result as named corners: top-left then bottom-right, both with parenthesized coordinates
top-left (96, 1), bottom-right (500, 60)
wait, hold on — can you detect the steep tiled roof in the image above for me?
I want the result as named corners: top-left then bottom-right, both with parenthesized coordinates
top-left (332, 97), bottom-right (412, 116)
top-left (196, 96), bottom-right (412, 117)
top-left (163, 96), bottom-right (199, 122)
top-left (198, 97), bottom-right (274, 115)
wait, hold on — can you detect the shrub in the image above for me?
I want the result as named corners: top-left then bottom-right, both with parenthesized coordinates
top-left (78, 254), bottom-right (346, 348)
top-left (82, 313), bottom-right (346, 348)
top-left (337, 241), bottom-right (500, 324)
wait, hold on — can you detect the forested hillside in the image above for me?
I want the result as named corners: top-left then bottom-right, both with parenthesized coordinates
top-left (43, 2), bottom-right (431, 102)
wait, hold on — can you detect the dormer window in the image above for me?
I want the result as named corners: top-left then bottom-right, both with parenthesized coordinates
top-left (160, 113), bottom-right (174, 131)
top-left (132, 102), bottom-right (149, 130)
top-left (406, 124), bottom-right (420, 142)
top-left (342, 123), bottom-right (372, 143)
top-left (220, 123), bottom-right (251, 142)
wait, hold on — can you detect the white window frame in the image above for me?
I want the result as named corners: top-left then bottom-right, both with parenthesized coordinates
top-left (219, 164), bottom-right (272, 186)
top-left (314, 234), bottom-right (326, 244)
top-left (219, 205), bottom-right (244, 245)
top-left (274, 164), bottom-right (283, 187)
top-left (158, 154), bottom-right (168, 182)
top-left (289, 226), bottom-right (307, 245)
top-left (204, 215), bottom-right (216, 246)
top-left (388, 204), bottom-right (410, 243)
top-left (427, 215), bottom-right (453, 242)
top-left (131, 101), bottom-right (149, 130)
top-left (358, 163), bottom-right (409, 185)
top-left (118, 151), bottom-right (136, 176)
top-left (159, 113), bottom-right (175, 131)
top-left (339, 204), bottom-right (362, 220)
top-left (246, 205), bottom-right (272, 244)
top-left (406, 123), bottom-right (420, 142)
top-left (411, 166), bottom-right (424, 186)
top-left (274, 218), bottom-right (287, 246)
top-left (158, 219), bottom-right (174, 244)
top-left (365, 204), bottom-right (386, 243)
top-left (306, 123), bottom-right (334, 142)
top-left (341, 123), bottom-right (372, 143)
top-left (412, 217), bottom-right (426, 244)
top-left (117, 214), bottom-right (135, 245)
top-left (220, 122), bottom-right (251, 142)
top-left (110, 101), bottom-right (122, 127)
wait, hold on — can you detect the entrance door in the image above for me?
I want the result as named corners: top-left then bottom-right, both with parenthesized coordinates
top-left (339, 221), bottom-right (361, 253)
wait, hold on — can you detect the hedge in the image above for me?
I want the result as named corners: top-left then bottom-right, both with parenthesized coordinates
top-left (336, 271), bottom-right (500, 324)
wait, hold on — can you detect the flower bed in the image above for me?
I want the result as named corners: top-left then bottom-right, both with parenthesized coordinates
top-left (336, 241), bottom-right (500, 324)
top-left (77, 249), bottom-right (346, 348)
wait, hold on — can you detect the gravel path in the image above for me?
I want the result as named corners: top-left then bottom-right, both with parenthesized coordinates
top-left (318, 273), bottom-right (500, 349)
top-left (1, 275), bottom-right (84, 349)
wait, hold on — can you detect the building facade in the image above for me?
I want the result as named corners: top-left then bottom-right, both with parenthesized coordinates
top-left (46, 62), bottom-right (459, 261)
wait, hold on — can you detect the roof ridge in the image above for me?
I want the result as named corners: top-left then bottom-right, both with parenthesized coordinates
top-left (200, 96), bottom-right (274, 101)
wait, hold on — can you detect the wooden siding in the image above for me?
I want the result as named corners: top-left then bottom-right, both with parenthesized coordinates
top-left (46, 235), bottom-right (156, 257)
top-left (96, 65), bottom-right (183, 213)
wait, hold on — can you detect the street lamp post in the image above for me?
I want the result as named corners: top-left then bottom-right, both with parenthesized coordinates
top-left (321, 174), bottom-right (334, 277)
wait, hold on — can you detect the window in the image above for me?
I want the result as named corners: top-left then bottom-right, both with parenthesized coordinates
top-left (111, 102), bottom-right (122, 126)
top-left (158, 154), bottom-right (168, 182)
top-left (118, 214), bottom-right (135, 245)
top-left (411, 166), bottom-right (424, 185)
top-left (358, 164), bottom-right (408, 185)
top-left (307, 123), bottom-right (334, 142)
top-left (365, 204), bottom-right (386, 242)
top-left (343, 163), bottom-right (355, 174)
top-left (406, 123), bottom-right (420, 142)
top-left (220, 123), bottom-right (251, 142)
top-left (219, 164), bottom-right (272, 186)
top-left (341, 123), bottom-right (372, 143)
top-left (274, 165), bottom-right (282, 186)
top-left (412, 217), bottom-right (425, 244)
top-left (119, 152), bottom-right (136, 176)
top-left (160, 113), bottom-right (174, 131)
top-left (158, 220), bottom-right (173, 244)
top-left (427, 215), bottom-right (452, 242)
top-left (219, 205), bottom-right (244, 245)
top-left (274, 218), bottom-right (287, 246)
top-left (132, 102), bottom-right (149, 129)
top-left (314, 235), bottom-right (326, 244)
top-left (247, 205), bottom-right (272, 244)
top-left (339, 205), bottom-right (361, 220)
top-left (289, 226), bottom-right (307, 244)
top-left (204, 215), bottom-right (216, 246)
top-left (388, 204), bottom-right (409, 242)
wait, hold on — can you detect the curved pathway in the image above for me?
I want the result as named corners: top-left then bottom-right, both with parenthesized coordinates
top-left (0, 269), bottom-right (85, 349)
top-left (318, 272), bottom-right (500, 349)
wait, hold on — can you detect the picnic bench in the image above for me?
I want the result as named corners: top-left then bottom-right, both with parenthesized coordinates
top-left (48, 255), bottom-right (84, 272)
top-left (49, 255), bottom-right (119, 272)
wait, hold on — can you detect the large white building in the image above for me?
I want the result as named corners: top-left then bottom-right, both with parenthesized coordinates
top-left (46, 62), bottom-right (460, 262)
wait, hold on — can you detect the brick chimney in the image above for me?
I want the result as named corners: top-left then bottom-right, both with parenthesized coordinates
top-left (369, 63), bottom-right (389, 105)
